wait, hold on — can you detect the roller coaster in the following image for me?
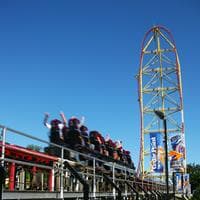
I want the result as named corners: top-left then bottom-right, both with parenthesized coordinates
top-left (0, 26), bottom-right (187, 200)
top-left (0, 123), bottom-right (169, 200)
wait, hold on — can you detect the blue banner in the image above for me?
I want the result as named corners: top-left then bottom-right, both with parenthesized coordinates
top-left (150, 132), bottom-right (164, 173)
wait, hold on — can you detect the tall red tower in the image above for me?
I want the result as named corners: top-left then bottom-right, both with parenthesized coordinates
top-left (137, 26), bottom-right (186, 179)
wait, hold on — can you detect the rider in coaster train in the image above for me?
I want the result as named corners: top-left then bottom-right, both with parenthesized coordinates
top-left (80, 125), bottom-right (90, 148)
top-left (124, 150), bottom-right (135, 169)
top-left (89, 131), bottom-right (106, 155)
top-left (43, 112), bottom-right (67, 145)
top-left (115, 140), bottom-right (123, 160)
top-left (105, 136), bottom-right (116, 158)
top-left (66, 116), bottom-right (85, 149)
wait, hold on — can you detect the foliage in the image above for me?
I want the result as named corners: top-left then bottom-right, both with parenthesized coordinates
top-left (187, 163), bottom-right (200, 192)
top-left (26, 144), bottom-right (42, 152)
top-left (191, 185), bottom-right (200, 200)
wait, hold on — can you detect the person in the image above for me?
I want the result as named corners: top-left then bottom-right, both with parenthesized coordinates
top-left (43, 112), bottom-right (68, 157)
top-left (66, 116), bottom-right (85, 149)
top-left (68, 116), bottom-right (85, 131)
top-left (124, 150), bottom-right (135, 169)
top-left (105, 137), bottom-right (115, 158)
top-left (89, 131), bottom-right (106, 155)
top-left (43, 112), bottom-right (67, 145)
top-left (80, 125), bottom-right (90, 148)
top-left (115, 140), bottom-right (123, 161)
top-left (66, 116), bottom-right (88, 162)
top-left (59, 112), bottom-right (69, 144)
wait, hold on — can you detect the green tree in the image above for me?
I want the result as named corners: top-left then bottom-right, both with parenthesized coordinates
top-left (187, 163), bottom-right (200, 192)
top-left (187, 163), bottom-right (200, 199)
top-left (26, 144), bottom-right (42, 152)
top-left (192, 185), bottom-right (200, 200)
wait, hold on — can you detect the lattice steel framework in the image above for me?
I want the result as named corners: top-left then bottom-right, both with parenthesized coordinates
top-left (137, 26), bottom-right (186, 179)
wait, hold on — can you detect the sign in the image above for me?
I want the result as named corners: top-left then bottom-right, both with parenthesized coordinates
top-left (169, 135), bottom-right (185, 172)
top-left (150, 132), bottom-right (164, 173)
top-left (183, 174), bottom-right (191, 196)
top-left (175, 173), bottom-right (183, 193)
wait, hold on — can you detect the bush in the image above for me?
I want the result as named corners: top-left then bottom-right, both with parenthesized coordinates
top-left (191, 186), bottom-right (200, 199)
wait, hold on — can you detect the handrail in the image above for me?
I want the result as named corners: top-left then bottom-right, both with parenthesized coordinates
top-left (125, 181), bottom-right (139, 200)
top-left (103, 173), bottom-right (122, 200)
top-left (63, 160), bottom-right (89, 200)
top-left (0, 124), bottom-right (135, 173)
top-left (133, 181), bottom-right (150, 199)
top-left (151, 190), bottom-right (159, 200)
top-left (154, 190), bottom-right (163, 200)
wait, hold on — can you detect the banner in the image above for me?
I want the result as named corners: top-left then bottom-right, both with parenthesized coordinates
top-left (169, 135), bottom-right (185, 172)
top-left (175, 173), bottom-right (183, 193)
top-left (150, 132), bottom-right (164, 173)
top-left (174, 173), bottom-right (191, 195)
top-left (183, 174), bottom-right (191, 196)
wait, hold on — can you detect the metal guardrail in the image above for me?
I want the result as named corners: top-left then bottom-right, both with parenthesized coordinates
top-left (0, 124), bottom-right (135, 173)
top-left (64, 159), bottom-right (89, 200)
top-left (103, 173), bottom-right (122, 199)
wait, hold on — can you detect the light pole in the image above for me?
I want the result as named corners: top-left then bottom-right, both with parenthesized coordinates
top-left (154, 110), bottom-right (169, 199)
top-left (0, 164), bottom-right (5, 200)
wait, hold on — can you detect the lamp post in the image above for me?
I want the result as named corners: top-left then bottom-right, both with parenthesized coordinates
top-left (0, 164), bottom-right (5, 200)
top-left (154, 110), bottom-right (169, 199)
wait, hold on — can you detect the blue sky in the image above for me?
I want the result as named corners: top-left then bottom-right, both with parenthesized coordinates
top-left (0, 0), bottom-right (199, 166)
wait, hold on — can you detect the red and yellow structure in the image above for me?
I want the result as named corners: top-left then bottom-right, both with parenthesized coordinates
top-left (137, 26), bottom-right (186, 179)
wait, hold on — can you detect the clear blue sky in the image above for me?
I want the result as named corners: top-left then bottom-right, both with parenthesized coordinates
top-left (0, 0), bottom-right (199, 166)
